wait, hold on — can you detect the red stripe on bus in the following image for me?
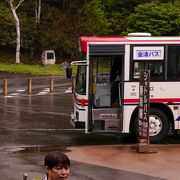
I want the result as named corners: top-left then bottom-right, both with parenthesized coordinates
top-left (80, 36), bottom-right (180, 53)
top-left (73, 96), bottom-right (180, 106)
top-left (124, 98), bottom-right (180, 104)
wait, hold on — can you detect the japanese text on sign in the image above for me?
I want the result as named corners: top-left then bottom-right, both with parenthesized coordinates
top-left (133, 46), bottom-right (164, 60)
top-left (138, 70), bottom-right (150, 143)
top-left (137, 50), bottom-right (160, 58)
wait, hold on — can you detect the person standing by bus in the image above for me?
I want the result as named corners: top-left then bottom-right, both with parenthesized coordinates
top-left (43, 151), bottom-right (70, 180)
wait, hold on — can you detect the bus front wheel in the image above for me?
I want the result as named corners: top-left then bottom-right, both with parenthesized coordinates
top-left (133, 108), bottom-right (170, 143)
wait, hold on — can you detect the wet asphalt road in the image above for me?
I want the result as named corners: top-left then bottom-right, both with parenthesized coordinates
top-left (0, 73), bottom-right (128, 149)
top-left (0, 75), bottom-right (75, 147)
top-left (0, 73), bottom-right (178, 180)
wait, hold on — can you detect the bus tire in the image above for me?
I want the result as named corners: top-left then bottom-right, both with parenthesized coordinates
top-left (133, 108), bottom-right (169, 143)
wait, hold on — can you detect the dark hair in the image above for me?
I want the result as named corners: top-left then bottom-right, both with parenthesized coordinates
top-left (44, 151), bottom-right (70, 170)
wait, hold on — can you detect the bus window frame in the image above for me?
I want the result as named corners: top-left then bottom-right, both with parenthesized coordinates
top-left (167, 45), bottom-right (180, 81)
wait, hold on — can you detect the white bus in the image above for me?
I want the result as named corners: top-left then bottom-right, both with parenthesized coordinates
top-left (70, 33), bottom-right (180, 143)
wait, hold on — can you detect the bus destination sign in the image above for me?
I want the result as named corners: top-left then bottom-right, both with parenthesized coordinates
top-left (133, 46), bottom-right (164, 60)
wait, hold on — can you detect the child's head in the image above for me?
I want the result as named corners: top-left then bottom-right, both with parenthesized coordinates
top-left (44, 151), bottom-right (70, 170)
top-left (44, 152), bottom-right (70, 180)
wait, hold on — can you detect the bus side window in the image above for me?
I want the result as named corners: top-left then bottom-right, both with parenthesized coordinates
top-left (167, 46), bottom-right (180, 80)
top-left (133, 61), bottom-right (163, 81)
top-left (133, 62), bottom-right (144, 79)
top-left (150, 62), bottom-right (163, 80)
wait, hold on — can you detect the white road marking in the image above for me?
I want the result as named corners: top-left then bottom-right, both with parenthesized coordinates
top-left (9, 93), bottom-right (20, 96)
top-left (35, 87), bottom-right (50, 95)
top-left (2, 87), bottom-right (72, 97)
top-left (36, 91), bottom-right (48, 95)
top-left (65, 87), bottom-right (72, 93)
top-left (43, 88), bottom-right (50, 92)
top-left (16, 89), bottom-right (26, 92)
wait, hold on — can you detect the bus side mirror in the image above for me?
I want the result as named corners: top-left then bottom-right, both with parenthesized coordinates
top-left (66, 66), bottom-right (72, 79)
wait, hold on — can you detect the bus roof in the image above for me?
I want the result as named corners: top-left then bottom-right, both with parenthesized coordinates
top-left (79, 36), bottom-right (180, 53)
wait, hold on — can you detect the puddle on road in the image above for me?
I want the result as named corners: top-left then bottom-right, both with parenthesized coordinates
top-left (1, 145), bottom-right (71, 155)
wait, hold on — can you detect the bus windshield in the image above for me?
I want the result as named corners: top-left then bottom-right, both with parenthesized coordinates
top-left (75, 65), bottom-right (86, 95)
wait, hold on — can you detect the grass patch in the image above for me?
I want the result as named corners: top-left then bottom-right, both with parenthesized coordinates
top-left (0, 63), bottom-right (76, 76)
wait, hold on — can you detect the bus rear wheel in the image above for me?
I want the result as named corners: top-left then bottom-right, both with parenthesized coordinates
top-left (133, 108), bottom-right (170, 143)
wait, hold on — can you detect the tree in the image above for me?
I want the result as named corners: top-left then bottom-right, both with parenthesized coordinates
top-left (104, 0), bottom-right (152, 35)
top-left (6, 0), bottom-right (24, 63)
top-left (0, 2), bottom-right (15, 47)
top-left (35, 0), bottom-right (41, 26)
top-left (126, 2), bottom-right (180, 36)
top-left (77, 0), bottom-right (111, 35)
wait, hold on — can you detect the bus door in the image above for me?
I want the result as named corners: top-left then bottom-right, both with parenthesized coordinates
top-left (87, 44), bottom-right (125, 132)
